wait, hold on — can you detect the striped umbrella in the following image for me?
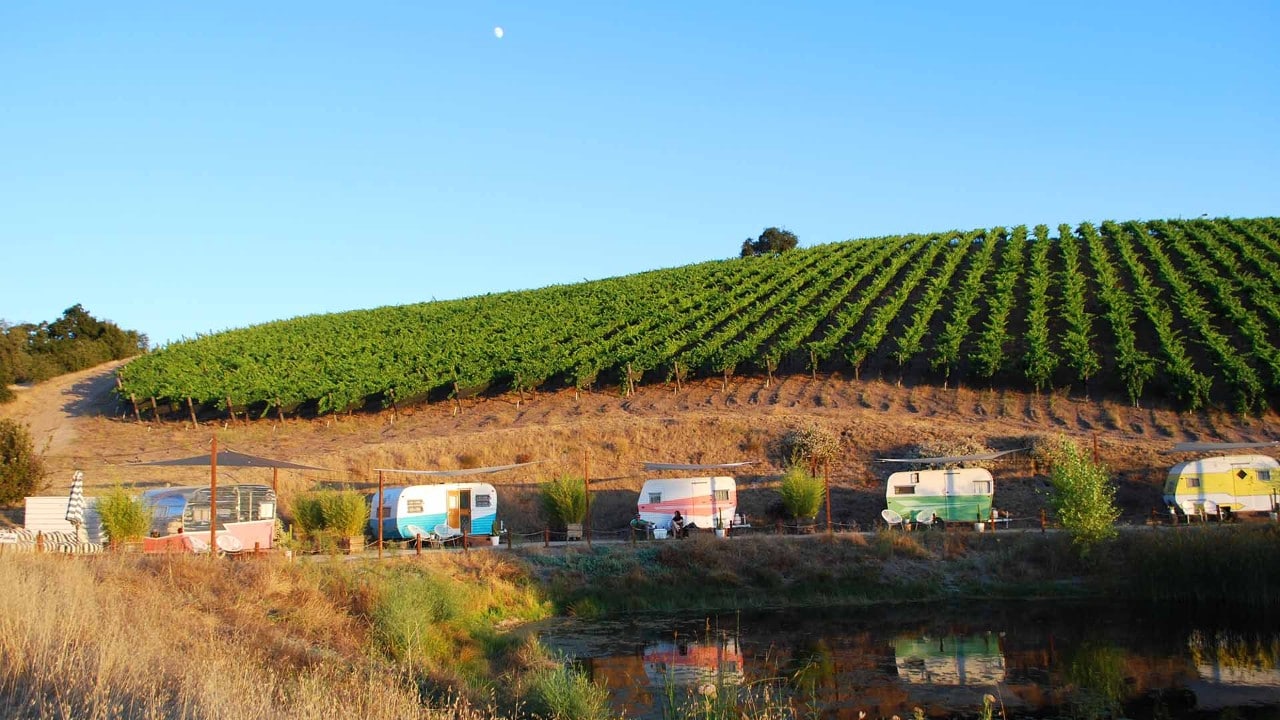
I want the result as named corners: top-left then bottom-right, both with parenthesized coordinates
top-left (65, 470), bottom-right (87, 544)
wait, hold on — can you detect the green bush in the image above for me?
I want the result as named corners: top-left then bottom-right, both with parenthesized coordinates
top-left (540, 474), bottom-right (587, 527)
top-left (0, 419), bottom-right (45, 506)
top-left (292, 489), bottom-right (368, 538)
top-left (290, 494), bottom-right (326, 536)
top-left (97, 486), bottom-right (153, 543)
top-left (524, 661), bottom-right (612, 720)
top-left (1047, 436), bottom-right (1119, 555)
top-left (779, 465), bottom-right (824, 520)
top-left (318, 489), bottom-right (369, 536)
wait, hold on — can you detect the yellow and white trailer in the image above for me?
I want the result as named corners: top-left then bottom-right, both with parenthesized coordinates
top-left (1164, 453), bottom-right (1280, 517)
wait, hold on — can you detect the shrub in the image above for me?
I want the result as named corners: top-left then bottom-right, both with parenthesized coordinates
top-left (0, 419), bottom-right (45, 506)
top-left (540, 475), bottom-right (587, 527)
top-left (290, 494), bottom-right (326, 537)
top-left (292, 489), bottom-right (368, 538)
top-left (1047, 436), bottom-right (1119, 555)
top-left (523, 661), bottom-right (611, 720)
top-left (96, 486), bottom-right (153, 543)
top-left (779, 465), bottom-right (824, 521)
top-left (319, 490), bottom-right (369, 536)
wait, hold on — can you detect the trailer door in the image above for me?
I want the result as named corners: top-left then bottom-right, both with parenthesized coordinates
top-left (446, 489), bottom-right (473, 534)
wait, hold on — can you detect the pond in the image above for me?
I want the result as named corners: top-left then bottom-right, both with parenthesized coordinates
top-left (536, 600), bottom-right (1280, 719)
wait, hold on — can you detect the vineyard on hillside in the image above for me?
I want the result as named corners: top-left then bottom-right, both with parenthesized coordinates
top-left (118, 217), bottom-right (1280, 419)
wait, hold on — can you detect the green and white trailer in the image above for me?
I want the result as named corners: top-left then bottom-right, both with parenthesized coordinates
top-left (885, 467), bottom-right (994, 524)
top-left (879, 449), bottom-right (1019, 524)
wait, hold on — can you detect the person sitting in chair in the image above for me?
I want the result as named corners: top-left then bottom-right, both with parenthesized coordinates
top-left (630, 512), bottom-right (655, 538)
top-left (671, 510), bottom-right (687, 538)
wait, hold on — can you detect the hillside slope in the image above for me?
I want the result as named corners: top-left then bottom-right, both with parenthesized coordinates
top-left (6, 361), bottom-right (1278, 533)
top-left (117, 217), bottom-right (1280, 419)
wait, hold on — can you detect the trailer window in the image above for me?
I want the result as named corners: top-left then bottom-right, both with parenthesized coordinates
top-left (475, 494), bottom-right (492, 508)
top-left (1187, 477), bottom-right (1200, 489)
top-left (381, 505), bottom-right (393, 518)
top-left (406, 500), bottom-right (424, 514)
top-left (910, 473), bottom-right (920, 484)
top-left (894, 486), bottom-right (916, 495)
top-left (714, 490), bottom-right (730, 501)
top-left (649, 493), bottom-right (662, 503)
top-left (973, 481), bottom-right (992, 494)
top-left (1261, 471), bottom-right (1272, 482)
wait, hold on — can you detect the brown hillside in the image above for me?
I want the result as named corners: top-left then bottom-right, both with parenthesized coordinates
top-left (3, 361), bottom-right (1277, 532)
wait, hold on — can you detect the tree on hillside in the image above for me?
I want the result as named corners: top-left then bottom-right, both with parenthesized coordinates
top-left (0, 419), bottom-right (46, 506)
top-left (740, 227), bottom-right (799, 257)
top-left (0, 305), bottom-right (147, 394)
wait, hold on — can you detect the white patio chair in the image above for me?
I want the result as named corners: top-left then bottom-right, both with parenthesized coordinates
top-left (881, 508), bottom-right (904, 531)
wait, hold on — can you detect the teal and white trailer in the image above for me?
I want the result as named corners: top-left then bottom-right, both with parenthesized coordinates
top-left (369, 482), bottom-right (498, 540)
top-left (368, 461), bottom-right (537, 542)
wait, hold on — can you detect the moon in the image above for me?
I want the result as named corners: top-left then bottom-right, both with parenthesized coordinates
top-left (494, 26), bottom-right (504, 39)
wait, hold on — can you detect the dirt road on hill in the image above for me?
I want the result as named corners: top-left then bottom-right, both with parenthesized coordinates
top-left (1, 360), bottom-right (127, 456)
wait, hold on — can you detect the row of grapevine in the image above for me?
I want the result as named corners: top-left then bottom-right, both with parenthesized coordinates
top-left (930, 230), bottom-right (1001, 382)
top-left (970, 226), bottom-right (1027, 379)
top-left (1022, 225), bottom-right (1059, 392)
top-left (891, 232), bottom-right (976, 367)
top-left (1103, 221), bottom-right (1213, 409)
top-left (1056, 223), bottom-right (1100, 386)
top-left (1079, 222), bottom-right (1155, 405)
top-left (846, 234), bottom-right (950, 377)
top-left (1157, 221), bottom-right (1280, 401)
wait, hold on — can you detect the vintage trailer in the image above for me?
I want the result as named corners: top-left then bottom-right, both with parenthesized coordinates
top-left (141, 484), bottom-right (277, 552)
top-left (1164, 453), bottom-right (1280, 517)
top-left (637, 476), bottom-right (737, 531)
top-left (368, 482), bottom-right (498, 540)
top-left (885, 467), bottom-right (994, 523)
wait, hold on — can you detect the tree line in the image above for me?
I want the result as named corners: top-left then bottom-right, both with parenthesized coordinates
top-left (0, 304), bottom-right (147, 403)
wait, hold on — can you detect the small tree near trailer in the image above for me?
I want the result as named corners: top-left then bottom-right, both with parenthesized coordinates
top-left (779, 465), bottom-right (824, 522)
top-left (96, 487), bottom-right (153, 546)
top-left (0, 419), bottom-right (45, 506)
top-left (1048, 437), bottom-right (1119, 556)
top-left (540, 474), bottom-right (587, 529)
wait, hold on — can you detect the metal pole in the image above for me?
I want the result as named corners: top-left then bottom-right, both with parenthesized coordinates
top-left (824, 458), bottom-right (832, 536)
top-left (584, 449), bottom-right (591, 548)
top-left (377, 470), bottom-right (384, 560)
top-left (210, 434), bottom-right (218, 555)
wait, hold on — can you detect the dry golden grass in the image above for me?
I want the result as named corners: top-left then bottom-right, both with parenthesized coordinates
top-left (0, 553), bottom-right (555, 720)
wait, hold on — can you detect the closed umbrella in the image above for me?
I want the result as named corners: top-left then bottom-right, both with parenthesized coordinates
top-left (65, 470), bottom-right (87, 547)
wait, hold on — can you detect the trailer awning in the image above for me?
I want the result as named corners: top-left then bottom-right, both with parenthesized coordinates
top-left (876, 448), bottom-right (1025, 465)
top-left (642, 461), bottom-right (755, 472)
top-left (136, 450), bottom-right (330, 471)
top-left (373, 461), bottom-right (540, 477)
top-left (1169, 441), bottom-right (1280, 454)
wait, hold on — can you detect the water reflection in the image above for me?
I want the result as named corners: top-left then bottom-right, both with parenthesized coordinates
top-left (643, 634), bottom-right (745, 687)
top-left (540, 601), bottom-right (1280, 720)
top-left (894, 633), bottom-right (1006, 685)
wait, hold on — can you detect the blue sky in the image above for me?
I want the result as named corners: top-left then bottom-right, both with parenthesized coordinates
top-left (3, 2), bottom-right (1277, 347)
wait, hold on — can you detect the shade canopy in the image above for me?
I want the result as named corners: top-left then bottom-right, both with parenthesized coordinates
top-left (136, 450), bottom-right (329, 471)
top-left (374, 461), bottom-right (539, 477)
top-left (876, 448), bottom-right (1025, 465)
top-left (1169, 441), bottom-right (1280, 454)
top-left (642, 461), bottom-right (755, 472)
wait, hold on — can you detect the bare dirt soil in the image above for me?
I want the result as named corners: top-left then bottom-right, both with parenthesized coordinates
top-left (3, 361), bottom-right (1277, 532)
